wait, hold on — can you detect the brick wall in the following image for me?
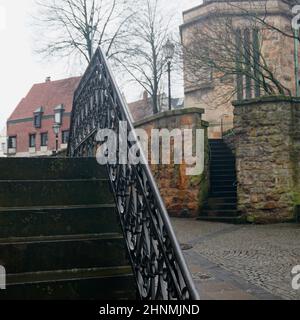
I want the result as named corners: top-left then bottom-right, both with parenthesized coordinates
top-left (7, 115), bottom-right (71, 156)
top-left (134, 108), bottom-right (209, 217)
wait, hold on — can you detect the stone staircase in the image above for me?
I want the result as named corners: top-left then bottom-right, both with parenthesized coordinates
top-left (0, 158), bottom-right (136, 300)
top-left (199, 139), bottom-right (243, 223)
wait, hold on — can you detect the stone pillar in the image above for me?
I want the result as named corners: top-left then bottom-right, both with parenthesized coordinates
top-left (134, 108), bottom-right (209, 218)
top-left (233, 96), bottom-right (300, 223)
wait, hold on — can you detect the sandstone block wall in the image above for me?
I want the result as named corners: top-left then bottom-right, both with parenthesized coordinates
top-left (134, 108), bottom-right (209, 217)
top-left (233, 96), bottom-right (300, 223)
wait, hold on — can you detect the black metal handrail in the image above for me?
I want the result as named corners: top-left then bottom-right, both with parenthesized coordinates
top-left (67, 47), bottom-right (199, 300)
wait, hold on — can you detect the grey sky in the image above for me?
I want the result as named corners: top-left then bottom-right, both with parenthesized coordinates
top-left (0, 0), bottom-right (201, 131)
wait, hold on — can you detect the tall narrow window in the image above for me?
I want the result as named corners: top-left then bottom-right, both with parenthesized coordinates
top-left (8, 136), bottom-right (16, 149)
top-left (41, 132), bottom-right (48, 147)
top-left (243, 28), bottom-right (252, 99)
top-left (235, 28), bottom-right (261, 100)
top-left (54, 104), bottom-right (64, 125)
top-left (29, 134), bottom-right (36, 148)
top-left (34, 107), bottom-right (43, 128)
top-left (62, 130), bottom-right (69, 144)
top-left (253, 28), bottom-right (261, 98)
top-left (235, 29), bottom-right (243, 101)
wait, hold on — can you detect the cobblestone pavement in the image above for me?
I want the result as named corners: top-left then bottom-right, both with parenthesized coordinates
top-left (171, 218), bottom-right (300, 300)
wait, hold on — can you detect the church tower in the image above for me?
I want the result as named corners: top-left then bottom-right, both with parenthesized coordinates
top-left (181, 0), bottom-right (295, 138)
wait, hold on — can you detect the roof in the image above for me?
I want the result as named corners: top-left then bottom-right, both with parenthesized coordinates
top-left (128, 97), bottom-right (153, 122)
top-left (8, 76), bottom-right (81, 121)
top-left (128, 92), bottom-right (184, 122)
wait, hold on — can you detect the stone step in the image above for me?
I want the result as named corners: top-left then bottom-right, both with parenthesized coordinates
top-left (204, 202), bottom-right (237, 210)
top-left (201, 209), bottom-right (239, 217)
top-left (209, 143), bottom-right (232, 152)
top-left (0, 157), bottom-right (135, 300)
top-left (0, 233), bottom-right (129, 274)
top-left (210, 172), bottom-right (236, 181)
top-left (0, 179), bottom-right (113, 208)
top-left (210, 157), bottom-right (235, 163)
top-left (0, 205), bottom-right (120, 238)
top-left (211, 168), bottom-right (236, 176)
top-left (0, 158), bottom-right (106, 180)
top-left (0, 266), bottom-right (135, 300)
top-left (207, 197), bottom-right (237, 205)
top-left (210, 180), bottom-right (236, 187)
top-left (210, 147), bottom-right (233, 157)
top-left (210, 191), bottom-right (237, 197)
top-left (207, 139), bottom-right (238, 221)
top-left (208, 139), bottom-right (224, 144)
top-left (211, 163), bottom-right (235, 169)
top-left (197, 216), bottom-right (245, 224)
top-left (211, 185), bottom-right (237, 193)
top-left (210, 146), bottom-right (234, 153)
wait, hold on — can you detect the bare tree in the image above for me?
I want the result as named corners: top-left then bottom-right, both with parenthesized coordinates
top-left (33, 0), bottom-right (134, 65)
top-left (282, 0), bottom-right (300, 7)
top-left (182, 2), bottom-right (293, 105)
top-left (116, 0), bottom-right (174, 114)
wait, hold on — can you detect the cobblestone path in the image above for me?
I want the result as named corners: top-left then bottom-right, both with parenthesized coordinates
top-left (171, 219), bottom-right (300, 300)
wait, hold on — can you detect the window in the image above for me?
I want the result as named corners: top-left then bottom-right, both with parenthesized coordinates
top-left (8, 136), bottom-right (16, 149)
top-left (41, 132), bottom-right (48, 147)
top-left (54, 104), bottom-right (64, 125)
top-left (62, 130), bottom-right (69, 144)
top-left (235, 28), bottom-right (261, 100)
top-left (34, 107), bottom-right (43, 128)
top-left (29, 134), bottom-right (36, 148)
top-left (34, 114), bottom-right (42, 128)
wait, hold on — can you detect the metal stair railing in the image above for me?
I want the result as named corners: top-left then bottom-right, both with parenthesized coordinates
top-left (67, 47), bottom-right (199, 300)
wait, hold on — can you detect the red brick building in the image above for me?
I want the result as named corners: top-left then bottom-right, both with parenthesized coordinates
top-left (7, 76), bottom-right (81, 157)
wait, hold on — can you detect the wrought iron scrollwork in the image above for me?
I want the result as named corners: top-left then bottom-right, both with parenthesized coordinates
top-left (68, 47), bottom-right (199, 300)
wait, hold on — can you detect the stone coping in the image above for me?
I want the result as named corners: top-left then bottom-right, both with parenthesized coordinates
top-left (181, 0), bottom-right (290, 30)
top-left (133, 107), bottom-right (208, 127)
top-left (232, 95), bottom-right (300, 107)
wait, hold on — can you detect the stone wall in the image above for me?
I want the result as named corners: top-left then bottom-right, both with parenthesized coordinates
top-left (134, 108), bottom-right (209, 218)
top-left (233, 96), bottom-right (300, 223)
top-left (223, 129), bottom-right (237, 153)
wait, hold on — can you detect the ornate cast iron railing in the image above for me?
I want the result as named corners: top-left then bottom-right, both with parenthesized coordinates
top-left (67, 47), bottom-right (199, 300)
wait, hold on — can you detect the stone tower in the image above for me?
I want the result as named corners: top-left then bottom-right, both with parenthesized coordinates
top-left (181, 0), bottom-right (295, 138)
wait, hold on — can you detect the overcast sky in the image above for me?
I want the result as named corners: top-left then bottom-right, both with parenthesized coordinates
top-left (0, 0), bottom-right (201, 132)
